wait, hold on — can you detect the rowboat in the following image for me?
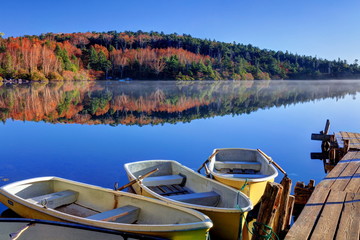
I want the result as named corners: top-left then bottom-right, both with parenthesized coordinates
top-left (0, 218), bottom-right (164, 240)
top-left (206, 148), bottom-right (278, 205)
top-left (124, 160), bottom-right (253, 240)
top-left (0, 176), bottom-right (213, 240)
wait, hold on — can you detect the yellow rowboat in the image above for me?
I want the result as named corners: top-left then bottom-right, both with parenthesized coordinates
top-left (124, 160), bottom-right (253, 240)
top-left (0, 177), bottom-right (213, 240)
top-left (0, 218), bottom-right (165, 240)
top-left (206, 148), bottom-right (278, 205)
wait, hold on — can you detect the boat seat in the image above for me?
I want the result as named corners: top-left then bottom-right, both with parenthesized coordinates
top-left (27, 190), bottom-right (78, 209)
top-left (216, 173), bottom-right (269, 178)
top-left (215, 161), bottom-right (261, 171)
top-left (87, 205), bottom-right (140, 223)
top-left (142, 174), bottom-right (186, 187)
top-left (149, 184), bottom-right (190, 196)
top-left (168, 191), bottom-right (220, 206)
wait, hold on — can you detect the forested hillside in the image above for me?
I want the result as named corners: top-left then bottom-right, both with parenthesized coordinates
top-left (0, 31), bottom-right (359, 81)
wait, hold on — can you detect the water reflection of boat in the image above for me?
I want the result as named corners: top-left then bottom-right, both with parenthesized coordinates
top-left (0, 218), bottom-right (164, 240)
top-left (0, 176), bottom-right (212, 240)
top-left (124, 160), bottom-right (253, 240)
top-left (206, 148), bottom-right (278, 205)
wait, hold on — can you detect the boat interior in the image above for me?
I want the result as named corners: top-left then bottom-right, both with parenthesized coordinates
top-left (210, 149), bottom-right (277, 178)
top-left (126, 160), bottom-right (250, 209)
top-left (6, 178), bottom-right (203, 225)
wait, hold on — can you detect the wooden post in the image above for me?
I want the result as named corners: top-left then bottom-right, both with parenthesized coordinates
top-left (274, 176), bottom-right (292, 235)
top-left (294, 180), bottom-right (315, 205)
top-left (310, 152), bottom-right (328, 159)
top-left (286, 195), bottom-right (295, 227)
top-left (277, 195), bottom-right (295, 239)
top-left (323, 119), bottom-right (330, 135)
top-left (311, 133), bottom-right (332, 141)
top-left (251, 182), bottom-right (283, 240)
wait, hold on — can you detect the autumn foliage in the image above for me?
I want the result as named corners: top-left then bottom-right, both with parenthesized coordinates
top-left (0, 32), bottom-right (217, 81)
top-left (0, 31), bottom-right (359, 81)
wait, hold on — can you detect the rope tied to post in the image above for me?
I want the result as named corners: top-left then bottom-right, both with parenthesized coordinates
top-left (252, 221), bottom-right (279, 240)
top-left (241, 214), bottom-right (280, 240)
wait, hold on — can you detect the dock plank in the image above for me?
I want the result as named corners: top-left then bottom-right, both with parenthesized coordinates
top-left (285, 187), bottom-right (330, 240)
top-left (339, 132), bottom-right (360, 150)
top-left (317, 151), bottom-right (355, 189)
top-left (310, 190), bottom-right (347, 240)
top-left (331, 160), bottom-right (360, 191)
top-left (287, 148), bottom-right (360, 240)
top-left (344, 165), bottom-right (360, 194)
top-left (340, 151), bottom-right (357, 161)
top-left (335, 193), bottom-right (360, 240)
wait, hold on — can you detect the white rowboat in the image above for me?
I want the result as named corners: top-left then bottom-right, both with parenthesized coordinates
top-left (0, 176), bottom-right (213, 240)
top-left (124, 160), bottom-right (253, 240)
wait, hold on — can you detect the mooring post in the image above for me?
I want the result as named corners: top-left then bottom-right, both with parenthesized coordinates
top-left (251, 182), bottom-right (283, 240)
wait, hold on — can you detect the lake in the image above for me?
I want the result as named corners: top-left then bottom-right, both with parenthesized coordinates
top-left (1, 80), bottom-right (360, 214)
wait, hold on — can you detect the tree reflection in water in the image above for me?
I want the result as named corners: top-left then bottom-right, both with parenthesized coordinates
top-left (0, 80), bottom-right (360, 126)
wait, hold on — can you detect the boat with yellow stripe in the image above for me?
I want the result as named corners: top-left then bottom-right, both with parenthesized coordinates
top-left (0, 176), bottom-right (213, 240)
top-left (206, 148), bottom-right (278, 205)
top-left (124, 160), bottom-right (253, 240)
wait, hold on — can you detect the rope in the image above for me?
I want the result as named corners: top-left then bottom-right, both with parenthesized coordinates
top-left (240, 178), bottom-right (249, 191)
top-left (241, 214), bottom-right (280, 240)
top-left (235, 188), bottom-right (279, 240)
top-left (252, 222), bottom-right (279, 240)
top-left (10, 223), bottom-right (33, 240)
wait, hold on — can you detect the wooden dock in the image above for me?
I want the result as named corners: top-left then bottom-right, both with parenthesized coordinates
top-left (285, 130), bottom-right (360, 240)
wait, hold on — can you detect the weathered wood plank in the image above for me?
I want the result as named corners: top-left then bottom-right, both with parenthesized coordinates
top-left (340, 132), bottom-right (360, 150)
top-left (335, 193), bottom-right (360, 240)
top-left (340, 151), bottom-right (357, 161)
top-left (331, 160), bottom-right (360, 191)
top-left (311, 133), bottom-right (332, 141)
top-left (294, 180), bottom-right (315, 205)
top-left (324, 119), bottom-right (330, 135)
top-left (344, 165), bottom-right (360, 194)
top-left (286, 195), bottom-right (295, 227)
top-left (274, 177), bottom-right (292, 234)
top-left (252, 182), bottom-right (283, 240)
top-left (310, 190), bottom-right (347, 240)
top-left (285, 187), bottom-right (330, 240)
top-left (336, 132), bottom-right (345, 148)
top-left (311, 152), bottom-right (328, 159)
top-left (317, 155), bottom-right (352, 189)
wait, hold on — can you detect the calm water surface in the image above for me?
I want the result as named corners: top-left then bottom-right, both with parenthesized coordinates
top-left (1, 80), bottom-right (360, 213)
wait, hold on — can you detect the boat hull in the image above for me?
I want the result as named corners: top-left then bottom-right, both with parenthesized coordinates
top-left (130, 181), bottom-right (245, 240)
top-left (212, 174), bottom-right (275, 205)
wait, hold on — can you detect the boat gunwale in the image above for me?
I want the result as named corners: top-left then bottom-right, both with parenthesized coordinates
top-left (209, 148), bottom-right (279, 182)
top-left (0, 176), bottom-right (213, 232)
top-left (124, 160), bottom-right (253, 213)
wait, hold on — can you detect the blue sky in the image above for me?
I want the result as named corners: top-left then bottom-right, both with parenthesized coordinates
top-left (1, 0), bottom-right (359, 62)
